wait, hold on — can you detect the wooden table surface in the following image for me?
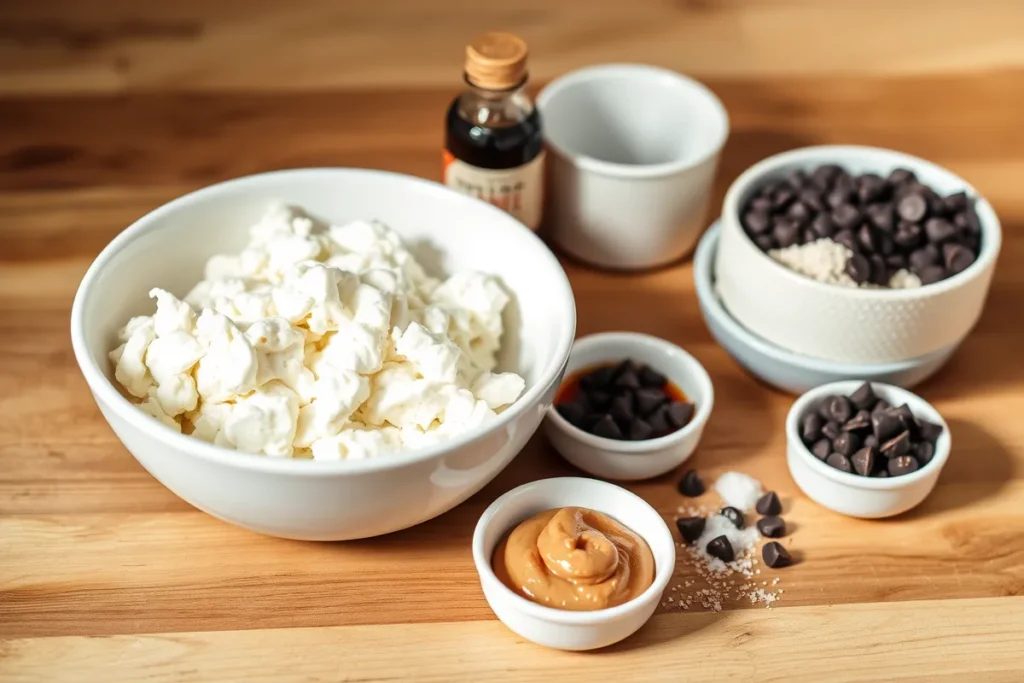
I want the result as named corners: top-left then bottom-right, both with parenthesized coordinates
top-left (3, 1), bottom-right (1024, 681)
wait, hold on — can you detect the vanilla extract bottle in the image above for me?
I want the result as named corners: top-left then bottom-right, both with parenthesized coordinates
top-left (443, 32), bottom-right (544, 231)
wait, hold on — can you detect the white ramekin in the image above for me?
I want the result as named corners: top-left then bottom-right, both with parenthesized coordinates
top-left (543, 332), bottom-right (714, 481)
top-left (472, 477), bottom-right (675, 651)
top-left (786, 381), bottom-right (951, 518)
top-left (716, 145), bottom-right (1001, 364)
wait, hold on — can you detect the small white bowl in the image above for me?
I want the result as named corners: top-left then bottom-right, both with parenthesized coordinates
top-left (715, 145), bottom-right (1002, 364)
top-left (786, 381), bottom-right (951, 518)
top-left (543, 333), bottom-right (714, 481)
top-left (472, 477), bottom-right (675, 651)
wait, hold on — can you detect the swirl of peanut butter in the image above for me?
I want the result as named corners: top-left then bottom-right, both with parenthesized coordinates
top-left (492, 507), bottom-right (655, 611)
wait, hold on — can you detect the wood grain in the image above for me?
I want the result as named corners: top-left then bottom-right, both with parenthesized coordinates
top-left (2, 0), bottom-right (1024, 680)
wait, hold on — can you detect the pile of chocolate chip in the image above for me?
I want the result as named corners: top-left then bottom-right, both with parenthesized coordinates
top-left (741, 164), bottom-right (982, 286)
top-left (556, 360), bottom-right (694, 441)
top-left (800, 382), bottom-right (944, 477)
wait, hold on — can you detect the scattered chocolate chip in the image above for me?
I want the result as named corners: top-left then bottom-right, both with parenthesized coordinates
top-left (851, 446), bottom-right (876, 476)
top-left (916, 419), bottom-right (944, 444)
top-left (849, 382), bottom-right (877, 411)
top-left (638, 366), bottom-right (666, 389)
top-left (676, 516), bottom-right (706, 544)
top-left (872, 410), bottom-right (903, 442)
top-left (801, 413), bottom-right (823, 443)
top-left (756, 491), bottom-right (782, 516)
top-left (811, 439), bottom-right (832, 460)
top-left (719, 506), bottom-right (745, 529)
top-left (678, 469), bottom-right (705, 497)
top-left (757, 516), bottom-right (786, 538)
top-left (706, 535), bottom-right (734, 563)
top-left (592, 415), bottom-right (622, 440)
top-left (843, 410), bottom-right (872, 433)
top-left (762, 541), bottom-right (792, 568)
top-left (667, 402), bottom-right (695, 429)
top-left (822, 420), bottom-right (842, 441)
top-left (888, 455), bottom-right (920, 476)
top-left (634, 388), bottom-right (666, 417)
top-left (833, 432), bottom-right (861, 456)
top-left (628, 418), bottom-right (653, 441)
top-left (826, 452), bottom-right (853, 473)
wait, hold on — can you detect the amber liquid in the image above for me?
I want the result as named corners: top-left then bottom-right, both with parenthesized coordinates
top-left (444, 100), bottom-right (543, 170)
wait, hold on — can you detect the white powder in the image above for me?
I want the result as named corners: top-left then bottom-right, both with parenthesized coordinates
top-left (769, 238), bottom-right (921, 289)
top-left (693, 511), bottom-right (761, 574)
top-left (714, 471), bottom-right (763, 511)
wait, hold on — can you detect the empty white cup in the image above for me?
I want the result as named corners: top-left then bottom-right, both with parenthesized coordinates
top-left (538, 64), bottom-right (729, 270)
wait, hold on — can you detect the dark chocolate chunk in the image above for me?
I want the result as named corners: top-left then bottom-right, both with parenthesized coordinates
top-left (917, 265), bottom-right (947, 285)
top-left (845, 253), bottom-right (871, 284)
top-left (833, 229), bottom-right (860, 253)
top-left (773, 218), bottom-right (802, 248)
top-left (678, 469), bottom-right (705, 497)
top-left (773, 188), bottom-right (796, 211)
top-left (609, 393), bottom-right (635, 425)
top-left (811, 212), bottom-right (836, 238)
top-left (872, 410), bottom-right (903, 442)
top-left (592, 414), bottom-right (623, 440)
top-left (634, 388), bottom-right (666, 417)
top-left (822, 420), bottom-right (842, 441)
top-left (849, 382), bottom-right (877, 411)
top-left (851, 446), bottom-right (876, 476)
top-left (871, 399), bottom-right (892, 416)
top-left (706, 535), bottom-right (734, 563)
top-left (892, 404), bottom-right (918, 438)
top-left (916, 419), bottom-right (944, 444)
top-left (887, 167), bottom-right (917, 186)
top-left (628, 418), bottom-right (654, 441)
top-left (613, 368), bottom-right (641, 391)
top-left (647, 405), bottom-right (671, 433)
top-left (757, 516), bottom-right (786, 538)
top-left (866, 202), bottom-right (896, 232)
top-left (897, 193), bottom-right (928, 222)
top-left (844, 410), bottom-right (872, 433)
top-left (813, 164), bottom-right (843, 189)
top-left (799, 188), bottom-right (826, 212)
top-left (719, 506), bottom-right (745, 529)
top-left (944, 191), bottom-right (969, 213)
top-left (826, 452), bottom-right (853, 473)
top-left (826, 395), bottom-right (854, 424)
top-left (762, 541), bottom-right (792, 568)
top-left (756, 491), bottom-right (782, 516)
top-left (744, 210), bottom-right (772, 235)
top-left (666, 402), bottom-right (695, 429)
top-left (880, 431), bottom-right (911, 459)
top-left (858, 173), bottom-right (887, 204)
top-left (787, 201), bottom-right (812, 227)
top-left (589, 390), bottom-right (612, 411)
top-left (785, 169), bottom-right (810, 190)
top-left (833, 203), bottom-right (862, 231)
top-left (888, 455), bottom-right (920, 477)
top-left (925, 217), bottom-right (957, 244)
top-left (557, 402), bottom-right (587, 427)
top-left (894, 221), bottom-right (922, 249)
top-left (827, 187), bottom-right (854, 209)
top-left (801, 413), bottom-right (823, 443)
top-left (811, 438), bottom-right (832, 460)
top-left (913, 441), bottom-right (935, 466)
top-left (676, 516), bottom-right (706, 544)
top-left (943, 243), bottom-right (976, 275)
top-left (638, 365), bottom-right (667, 389)
top-left (833, 432), bottom-right (861, 456)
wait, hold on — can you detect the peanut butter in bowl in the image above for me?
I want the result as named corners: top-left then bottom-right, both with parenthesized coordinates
top-left (492, 506), bottom-right (656, 611)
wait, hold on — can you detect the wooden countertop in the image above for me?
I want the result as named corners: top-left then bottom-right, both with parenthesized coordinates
top-left (2, 1), bottom-right (1024, 680)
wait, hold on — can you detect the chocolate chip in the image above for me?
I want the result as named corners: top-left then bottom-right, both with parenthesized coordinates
top-left (916, 419), bottom-right (944, 444)
top-left (868, 254), bottom-right (889, 286)
top-left (944, 191), bottom-right (969, 213)
top-left (676, 516), bottom-right (706, 544)
top-left (754, 234), bottom-right (777, 251)
top-left (799, 188), bottom-right (826, 212)
top-left (647, 405), bottom-right (671, 433)
top-left (756, 491), bottom-right (782, 516)
top-left (762, 541), bottom-right (792, 568)
top-left (833, 229), bottom-right (860, 253)
top-left (634, 388), bottom-right (666, 417)
top-left (613, 369), bottom-right (641, 391)
top-left (881, 431), bottom-right (911, 459)
top-left (813, 164), bottom-right (843, 189)
top-left (851, 446), bottom-right (876, 476)
top-left (801, 228), bottom-right (818, 245)
top-left (811, 438), bottom-right (832, 460)
top-left (638, 366), bottom-right (666, 389)
top-left (827, 188), bottom-right (854, 209)
top-left (866, 203), bottom-right (896, 232)
top-left (833, 203), bottom-right (861, 231)
top-left (913, 441), bottom-right (935, 466)
top-left (909, 244), bottom-right (940, 271)
top-left (873, 470), bottom-right (890, 478)
top-left (892, 404), bottom-right (918, 438)
top-left (787, 201), bottom-right (812, 226)
top-left (773, 218), bottom-right (802, 248)
top-left (706, 535), bottom-right (734, 563)
top-left (667, 402), bottom-right (695, 429)
top-left (888, 455), bottom-right (920, 477)
top-left (719, 506), bottom-right (745, 529)
top-left (858, 173), bottom-right (887, 204)
top-left (628, 418), bottom-right (653, 441)
top-left (592, 415), bottom-right (622, 440)
top-left (918, 265), bottom-right (946, 285)
top-left (826, 452), bottom-right (853, 473)
top-left (886, 253), bottom-right (908, 270)
top-left (849, 382), bottom-right (877, 411)
top-left (773, 188), bottom-right (796, 211)
top-left (872, 399), bottom-right (892, 415)
top-left (833, 432), bottom-right (861, 456)
top-left (811, 212), bottom-right (836, 238)
top-left (872, 410), bottom-right (903, 442)
top-left (822, 420), bottom-right (842, 441)
top-left (785, 169), bottom-right (810, 190)
top-left (609, 393), bottom-right (635, 425)
top-left (858, 224), bottom-right (879, 254)
top-left (943, 243), bottom-right (975, 274)
top-left (801, 413), bottom-right (823, 443)
top-left (887, 168), bottom-right (916, 186)
top-left (864, 434), bottom-right (878, 449)
top-left (744, 210), bottom-right (772, 235)
top-left (826, 395), bottom-right (854, 424)
top-left (925, 218), bottom-right (957, 245)
top-left (897, 193), bottom-right (928, 222)
top-left (678, 470), bottom-right (705, 497)
top-left (557, 402), bottom-right (587, 427)
top-left (757, 516), bottom-right (786, 538)
top-left (843, 410), bottom-right (872, 434)
top-left (963, 207), bottom-right (982, 235)
top-left (589, 390), bottom-right (612, 411)
top-left (894, 221), bottom-right (922, 249)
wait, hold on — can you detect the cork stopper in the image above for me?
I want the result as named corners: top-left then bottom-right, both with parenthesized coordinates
top-left (465, 32), bottom-right (528, 90)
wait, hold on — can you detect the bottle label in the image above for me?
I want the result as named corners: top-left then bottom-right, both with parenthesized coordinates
top-left (442, 150), bottom-right (545, 231)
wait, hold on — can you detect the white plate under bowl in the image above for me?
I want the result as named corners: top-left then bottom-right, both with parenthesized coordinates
top-left (694, 222), bottom-right (959, 395)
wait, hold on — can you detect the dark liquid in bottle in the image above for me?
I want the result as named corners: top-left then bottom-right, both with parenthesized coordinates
top-left (444, 101), bottom-right (544, 171)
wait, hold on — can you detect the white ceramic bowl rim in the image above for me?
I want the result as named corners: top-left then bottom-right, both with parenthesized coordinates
top-left (786, 380), bottom-right (951, 489)
top-left (723, 145), bottom-right (1002, 298)
top-left (69, 168), bottom-right (577, 476)
top-left (545, 332), bottom-right (714, 452)
top-left (472, 477), bottom-right (674, 624)
top-left (695, 223), bottom-right (958, 372)
top-left (537, 63), bottom-right (730, 180)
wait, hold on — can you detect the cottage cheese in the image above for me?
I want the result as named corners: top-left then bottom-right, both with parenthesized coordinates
top-left (109, 204), bottom-right (526, 460)
top-left (768, 238), bottom-right (922, 289)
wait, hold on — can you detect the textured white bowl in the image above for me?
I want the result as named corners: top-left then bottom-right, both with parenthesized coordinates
top-left (786, 381), bottom-right (951, 518)
top-left (472, 477), bottom-right (675, 651)
top-left (70, 168), bottom-right (576, 541)
top-left (716, 145), bottom-right (1001, 364)
top-left (695, 223), bottom-right (961, 394)
top-left (543, 333), bottom-right (713, 481)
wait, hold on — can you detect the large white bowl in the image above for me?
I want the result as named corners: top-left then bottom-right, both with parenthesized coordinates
top-left (716, 145), bottom-right (1001, 364)
top-left (70, 169), bottom-right (577, 541)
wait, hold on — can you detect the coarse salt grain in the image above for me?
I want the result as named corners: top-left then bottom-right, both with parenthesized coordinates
top-left (714, 471), bottom-right (763, 512)
top-left (694, 511), bottom-right (760, 574)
